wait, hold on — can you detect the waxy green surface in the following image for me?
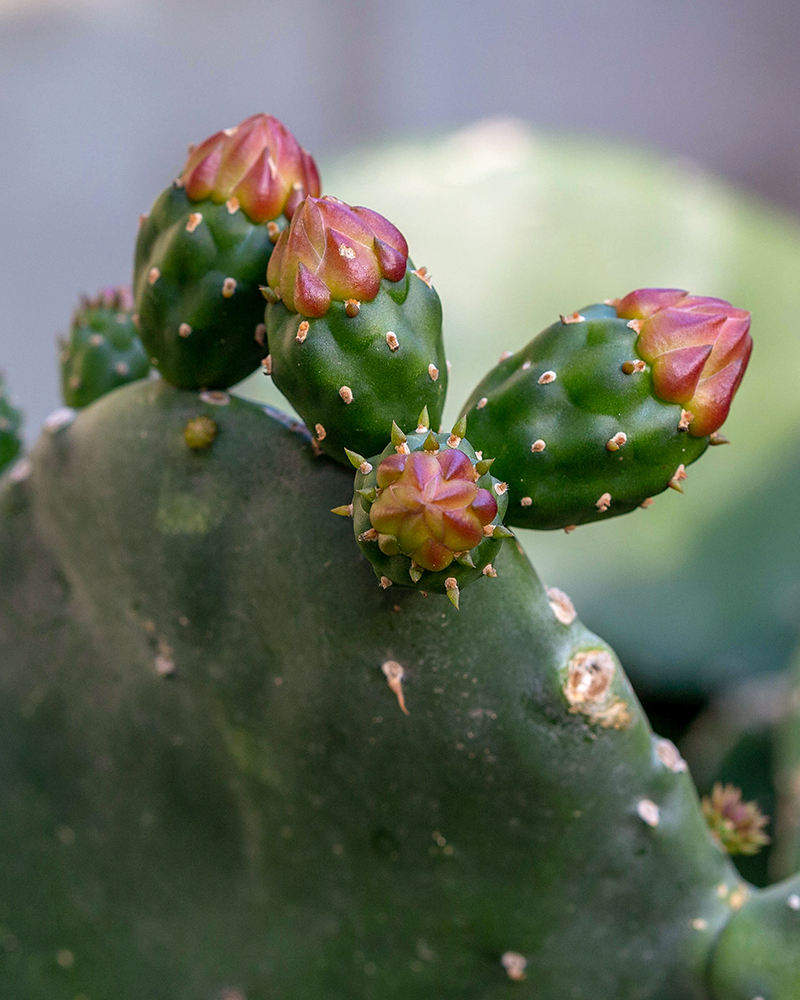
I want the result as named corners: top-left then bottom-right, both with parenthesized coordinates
top-left (1, 380), bottom-right (797, 998)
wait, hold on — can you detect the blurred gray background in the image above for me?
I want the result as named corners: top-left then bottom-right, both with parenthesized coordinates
top-left (2, 0), bottom-right (800, 435)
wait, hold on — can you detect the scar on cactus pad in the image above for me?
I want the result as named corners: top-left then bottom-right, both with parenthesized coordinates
top-left (264, 195), bottom-right (447, 464)
top-left (460, 289), bottom-right (751, 530)
top-left (134, 113), bottom-right (320, 391)
top-left (345, 412), bottom-right (510, 607)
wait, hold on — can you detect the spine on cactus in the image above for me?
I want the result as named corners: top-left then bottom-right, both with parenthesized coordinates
top-left (264, 195), bottom-right (448, 464)
top-left (342, 411), bottom-right (510, 605)
top-left (0, 370), bottom-right (23, 475)
top-left (59, 286), bottom-right (150, 408)
top-left (459, 292), bottom-right (751, 530)
top-left (134, 114), bottom-right (321, 390)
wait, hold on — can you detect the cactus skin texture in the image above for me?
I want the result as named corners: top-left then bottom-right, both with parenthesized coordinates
top-left (350, 422), bottom-right (509, 601)
top-left (0, 370), bottom-right (23, 474)
top-left (1, 378), bottom-right (797, 1000)
top-left (460, 302), bottom-right (741, 530)
top-left (265, 196), bottom-right (447, 464)
top-left (58, 287), bottom-right (150, 407)
top-left (134, 114), bottom-right (320, 390)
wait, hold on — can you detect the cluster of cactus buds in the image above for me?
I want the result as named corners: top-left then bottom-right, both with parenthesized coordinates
top-left (702, 782), bottom-right (771, 856)
top-left (6, 111), bottom-right (795, 1000)
top-left (180, 113), bottom-right (320, 224)
top-left (265, 195), bottom-right (408, 317)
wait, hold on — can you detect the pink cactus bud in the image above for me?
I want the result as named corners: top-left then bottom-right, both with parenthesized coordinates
top-left (266, 196), bottom-right (409, 317)
top-left (180, 114), bottom-right (321, 224)
top-left (613, 288), bottom-right (752, 437)
top-left (369, 449), bottom-right (497, 573)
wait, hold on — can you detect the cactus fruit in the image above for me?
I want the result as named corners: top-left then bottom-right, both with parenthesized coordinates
top-left (134, 114), bottom-right (320, 390)
top-left (265, 196), bottom-right (447, 463)
top-left (0, 370), bottom-right (23, 474)
top-left (460, 296), bottom-right (751, 530)
top-left (58, 287), bottom-right (150, 407)
top-left (347, 415), bottom-right (509, 604)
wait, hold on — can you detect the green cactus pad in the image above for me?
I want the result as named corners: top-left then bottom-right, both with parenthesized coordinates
top-left (708, 875), bottom-right (800, 998)
top-left (460, 303), bottom-right (708, 530)
top-left (266, 265), bottom-right (447, 464)
top-left (133, 184), bottom-right (276, 389)
top-left (1, 378), bottom-right (797, 998)
top-left (0, 370), bottom-right (23, 474)
top-left (59, 288), bottom-right (150, 407)
top-left (350, 426), bottom-right (509, 599)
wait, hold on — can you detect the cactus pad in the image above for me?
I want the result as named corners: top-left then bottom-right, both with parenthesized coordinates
top-left (460, 302), bottom-right (742, 529)
top-left (59, 287), bottom-right (150, 407)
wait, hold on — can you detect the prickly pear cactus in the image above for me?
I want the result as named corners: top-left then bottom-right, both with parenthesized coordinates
top-left (1, 114), bottom-right (796, 999)
top-left (134, 114), bottom-right (320, 390)
top-left (58, 286), bottom-right (150, 407)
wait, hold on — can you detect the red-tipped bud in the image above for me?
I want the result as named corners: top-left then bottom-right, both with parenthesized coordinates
top-left (369, 449), bottom-right (497, 573)
top-left (180, 114), bottom-right (321, 224)
top-left (613, 288), bottom-right (752, 436)
top-left (266, 196), bottom-right (409, 317)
